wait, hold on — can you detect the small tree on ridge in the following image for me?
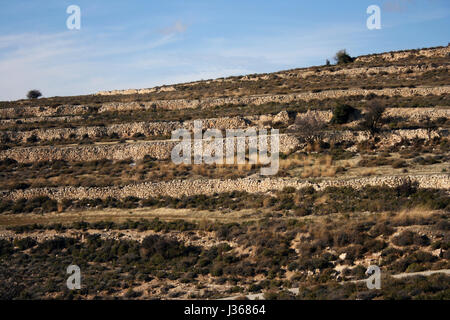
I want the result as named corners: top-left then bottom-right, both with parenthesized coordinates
top-left (27, 90), bottom-right (42, 99)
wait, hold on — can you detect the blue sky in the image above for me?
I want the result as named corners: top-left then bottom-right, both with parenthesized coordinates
top-left (0, 0), bottom-right (449, 101)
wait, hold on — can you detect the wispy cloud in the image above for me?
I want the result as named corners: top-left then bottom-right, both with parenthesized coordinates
top-left (159, 21), bottom-right (188, 36)
top-left (0, 29), bottom-right (181, 100)
top-left (0, 2), bottom-right (447, 101)
top-left (383, 0), bottom-right (416, 13)
top-left (380, 0), bottom-right (449, 29)
top-left (0, 21), bottom-right (370, 100)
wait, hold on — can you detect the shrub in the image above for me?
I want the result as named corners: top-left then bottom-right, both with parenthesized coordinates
top-left (124, 288), bottom-right (142, 298)
top-left (12, 183), bottom-right (31, 190)
top-left (26, 135), bottom-right (39, 143)
top-left (331, 105), bottom-right (357, 124)
top-left (396, 178), bottom-right (418, 196)
top-left (141, 234), bottom-right (195, 259)
top-left (392, 231), bottom-right (430, 246)
top-left (392, 160), bottom-right (407, 168)
top-left (211, 265), bottom-right (223, 277)
top-left (13, 237), bottom-right (37, 250)
top-left (248, 283), bottom-right (262, 292)
top-left (435, 220), bottom-right (449, 231)
top-left (370, 222), bottom-right (395, 237)
top-left (35, 237), bottom-right (76, 254)
top-left (0, 239), bottom-right (13, 256)
top-left (360, 100), bottom-right (386, 135)
top-left (334, 50), bottom-right (354, 64)
top-left (294, 112), bottom-right (326, 145)
top-left (27, 90), bottom-right (42, 99)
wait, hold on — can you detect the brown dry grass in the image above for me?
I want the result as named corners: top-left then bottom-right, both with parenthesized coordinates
top-left (286, 155), bottom-right (336, 178)
top-left (361, 168), bottom-right (376, 176)
top-left (389, 205), bottom-right (436, 221)
top-left (0, 207), bottom-right (262, 228)
top-left (278, 154), bottom-right (339, 178)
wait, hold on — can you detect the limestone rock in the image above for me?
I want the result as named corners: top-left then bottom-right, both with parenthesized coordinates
top-left (273, 111), bottom-right (290, 124)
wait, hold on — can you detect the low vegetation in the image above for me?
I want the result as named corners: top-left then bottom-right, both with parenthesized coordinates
top-left (0, 207), bottom-right (448, 299)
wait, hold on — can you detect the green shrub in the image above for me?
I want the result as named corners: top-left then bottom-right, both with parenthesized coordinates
top-left (392, 160), bottom-right (407, 168)
top-left (0, 239), bottom-right (13, 256)
top-left (13, 237), bottom-right (37, 250)
top-left (331, 105), bottom-right (357, 124)
top-left (248, 283), bottom-right (262, 292)
top-left (334, 50), bottom-right (354, 64)
top-left (27, 90), bottom-right (42, 99)
top-left (392, 231), bottom-right (430, 246)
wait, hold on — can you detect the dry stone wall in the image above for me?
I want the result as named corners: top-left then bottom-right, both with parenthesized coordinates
top-left (94, 46), bottom-right (449, 95)
top-left (2, 86), bottom-right (449, 120)
top-left (329, 128), bottom-right (446, 145)
top-left (96, 64), bottom-right (448, 96)
top-left (0, 116), bottom-right (250, 143)
top-left (83, 86), bottom-right (450, 113)
top-left (0, 115), bottom-right (84, 125)
top-left (383, 108), bottom-right (450, 122)
top-left (2, 174), bottom-right (448, 201)
top-left (97, 85), bottom-right (176, 96)
top-left (1, 107), bottom-right (448, 144)
top-left (0, 134), bottom-right (300, 163)
top-left (355, 46), bottom-right (450, 63)
top-left (0, 128), bottom-right (447, 164)
top-left (0, 105), bottom-right (92, 119)
top-left (278, 64), bottom-right (449, 81)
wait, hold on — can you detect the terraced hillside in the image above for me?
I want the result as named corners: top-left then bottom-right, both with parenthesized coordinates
top-left (0, 46), bottom-right (449, 300)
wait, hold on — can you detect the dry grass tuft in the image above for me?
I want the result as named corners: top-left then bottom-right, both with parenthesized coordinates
top-left (361, 168), bottom-right (376, 176)
top-left (283, 154), bottom-right (337, 178)
top-left (392, 206), bottom-right (436, 220)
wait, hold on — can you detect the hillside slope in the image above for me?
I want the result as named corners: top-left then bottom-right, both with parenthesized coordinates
top-left (0, 45), bottom-right (449, 300)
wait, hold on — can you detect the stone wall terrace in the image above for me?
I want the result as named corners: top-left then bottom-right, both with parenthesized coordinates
top-left (1, 128), bottom-right (447, 164)
top-left (1, 107), bottom-right (448, 145)
top-left (1, 86), bottom-right (448, 119)
top-left (0, 134), bottom-right (300, 163)
top-left (1, 174), bottom-right (448, 201)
